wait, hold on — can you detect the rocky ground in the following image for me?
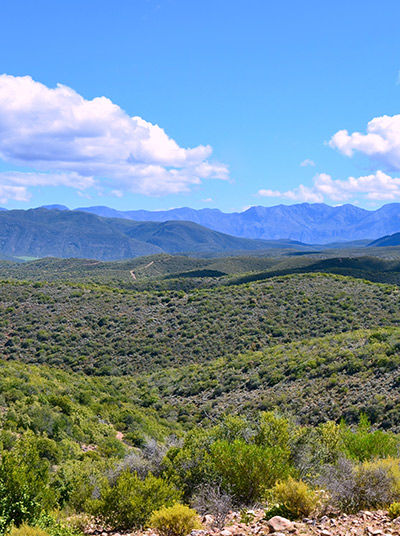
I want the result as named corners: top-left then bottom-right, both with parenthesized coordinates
top-left (87, 509), bottom-right (400, 536)
top-left (191, 510), bottom-right (400, 536)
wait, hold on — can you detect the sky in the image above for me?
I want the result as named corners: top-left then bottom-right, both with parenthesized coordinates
top-left (1, 0), bottom-right (400, 212)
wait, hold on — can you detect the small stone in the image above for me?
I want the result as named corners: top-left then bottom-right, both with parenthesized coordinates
top-left (320, 530), bottom-right (331, 536)
top-left (221, 530), bottom-right (233, 536)
top-left (367, 527), bottom-right (382, 535)
top-left (267, 516), bottom-right (295, 533)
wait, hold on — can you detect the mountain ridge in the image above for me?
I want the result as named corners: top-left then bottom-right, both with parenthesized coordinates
top-left (0, 208), bottom-right (296, 261)
top-left (36, 202), bottom-right (400, 243)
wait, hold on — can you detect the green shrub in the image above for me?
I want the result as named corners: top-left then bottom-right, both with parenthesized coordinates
top-left (209, 439), bottom-right (291, 505)
top-left (268, 477), bottom-right (319, 519)
top-left (388, 502), bottom-right (400, 519)
top-left (33, 512), bottom-right (82, 536)
top-left (0, 435), bottom-right (54, 532)
top-left (150, 504), bottom-right (202, 536)
top-left (90, 471), bottom-right (181, 529)
top-left (341, 415), bottom-right (400, 462)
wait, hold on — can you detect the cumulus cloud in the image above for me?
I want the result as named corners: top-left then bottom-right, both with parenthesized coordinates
top-left (0, 74), bottom-right (228, 201)
top-left (329, 113), bottom-right (400, 170)
top-left (300, 159), bottom-right (315, 167)
top-left (259, 112), bottom-right (400, 205)
top-left (258, 171), bottom-right (400, 203)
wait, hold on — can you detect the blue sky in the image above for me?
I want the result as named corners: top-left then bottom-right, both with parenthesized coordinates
top-left (1, 0), bottom-right (400, 212)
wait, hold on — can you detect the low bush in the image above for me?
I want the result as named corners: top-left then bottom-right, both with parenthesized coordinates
top-left (209, 439), bottom-right (291, 505)
top-left (191, 484), bottom-right (232, 529)
top-left (268, 477), bottom-right (319, 519)
top-left (318, 457), bottom-right (400, 512)
top-left (34, 513), bottom-right (83, 536)
top-left (9, 524), bottom-right (51, 536)
top-left (150, 504), bottom-right (202, 536)
top-left (90, 470), bottom-right (181, 529)
top-left (388, 502), bottom-right (400, 519)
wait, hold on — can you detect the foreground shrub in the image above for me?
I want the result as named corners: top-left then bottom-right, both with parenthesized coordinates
top-left (388, 502), bottom-right (400, 519)
top-left (150, 504), bottom-right (201, 536)
top-left (34, 512), bottom-right (82, 536)
top-left (9, 524), bottom-right (51, 536)
top-left (268, 477), bottom-right (319, 519)
top-left (209, 439), bottom-right (291, 505)
top-left (318, 457), bottom-right (400, 512)
top-left (0, 435), bottom-right (54, 532)
top-left (191, 484), bottom-right (232, 529)
top-left (90, 470), bottom-right (180, 529)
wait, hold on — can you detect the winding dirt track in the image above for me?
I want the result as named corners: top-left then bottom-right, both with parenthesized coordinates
top-left (129, 260), bottom-right (154, 281)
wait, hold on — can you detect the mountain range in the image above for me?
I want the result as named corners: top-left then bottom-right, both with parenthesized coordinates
top-left (35, 202), bottom-right (400, 243)
top-left (0, 208), bottom-right (296, 261)
top-left (1, 204), bottom-right (400, 261)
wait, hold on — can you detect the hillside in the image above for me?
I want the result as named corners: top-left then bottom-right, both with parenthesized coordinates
top-left (0, 359), bottom-right (179, 451)
top-left (1, 256), bottom-right (400, 530)
top-left (369, 232), bottom-right (400, 247)
top-left (1, 272), bottom-right (399, 375)
top-left (139, 327), bottom-right (400, 430)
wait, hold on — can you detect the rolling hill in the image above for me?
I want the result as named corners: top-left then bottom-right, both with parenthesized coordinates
top-left (368, 232), bottom-right (400, 247)
top-left (1, 272), bottom-right (399, 375)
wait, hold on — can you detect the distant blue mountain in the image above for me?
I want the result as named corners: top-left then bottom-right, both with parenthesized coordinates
top-left (41, 204), bottom-right (69, 211)
top-left (74, 203), bottom-right (400, 244)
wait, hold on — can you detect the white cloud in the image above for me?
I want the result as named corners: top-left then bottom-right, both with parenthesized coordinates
top-left (0, 74), bottom-right (228, 201)
top-left (300, 159), bottom-right (315, 167)
top-left (0, 171), bottom-right (94, 189)
top-left (0, 185), bottom-right (30, 203)
top-left (329, 113), bottom-right (400, 170)
top-left (259, 112), bottom-right (400, 205)
top-left (258, 171), bottom-right (400, 203)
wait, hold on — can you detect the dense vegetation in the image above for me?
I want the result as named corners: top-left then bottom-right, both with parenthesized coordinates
top-left (1, 253), bottom-right (400, 533)
top-left (0, 273), bottom-right (399, 374)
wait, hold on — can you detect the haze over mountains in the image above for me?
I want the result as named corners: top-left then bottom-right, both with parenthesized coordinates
top-left (1, 203), bottom-right (400, 261)
top-left (40, 202), bottom-right (400, 243)
top-left (0, 208), bottom-right (286, 261)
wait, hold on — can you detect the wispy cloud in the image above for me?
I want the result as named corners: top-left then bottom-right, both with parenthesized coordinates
top-left (300, 159), bottom-right (315, 167)
top-left (0, 74), bottom-right (228, 202)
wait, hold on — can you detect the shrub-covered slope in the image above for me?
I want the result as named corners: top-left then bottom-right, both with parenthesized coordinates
top-left (0, 359), bottom-right (179, 452)
top-left (141, 327), bottom-right (400, 430)
top-left (1, 273), bottom-right (399, 374)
